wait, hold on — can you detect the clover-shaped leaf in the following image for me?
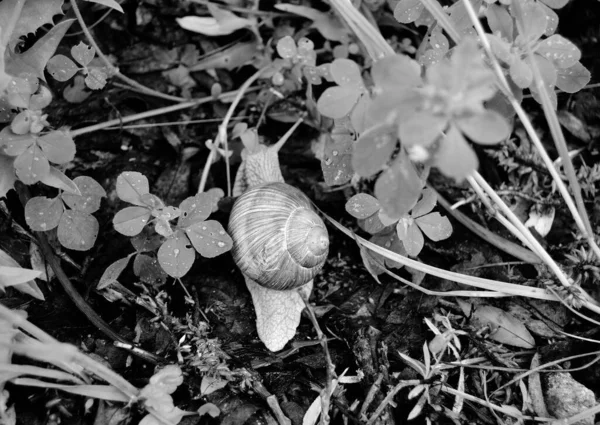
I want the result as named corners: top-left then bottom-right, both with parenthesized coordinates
top-left (556, 62), bottom-right (590, 93)
top-left (536, 35), bottom-right (581, 69)
top-left (346, 193), bottom-right (381, 219)
top-left (61, 176), bottom-right (106, 213)
top-left (113, 206), bottom-right (152, 236)
top-left (321, 130), bottom-right (354, 186)
top-left (276, 36), bottom-right (297, 59)
top-left (57, 210), bottom-right (99, 251)
top-left (317, 59), bottom-right (364, 119)
top-left (133, 253), bottom-right (168, 285)
top-left (353, 124), bottom-right (397, 177)
top-left (157, 230), bottom-right (195, 278)
top-left (116, 172), bottom-right (150, 206)
top-left (185, 220), bottom-right (232, 258)
top-left (25, 196), bottom-right (64, 231)
top-left (47, 55), bottom-right (79, 82)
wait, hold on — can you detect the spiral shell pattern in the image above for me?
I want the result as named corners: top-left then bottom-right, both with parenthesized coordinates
top-left (228, 182), bottom-right (329, 290)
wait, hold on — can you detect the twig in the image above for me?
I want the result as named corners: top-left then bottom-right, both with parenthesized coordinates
top-left (70, 0), bottom-right (187, 103)
top-left (366, 380), bottom-right (419, 425)
top-left (299, 289), bottom-right (336, 425)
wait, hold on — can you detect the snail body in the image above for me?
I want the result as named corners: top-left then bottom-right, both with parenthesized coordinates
top-left (228, 182), bottom-right (329, 291)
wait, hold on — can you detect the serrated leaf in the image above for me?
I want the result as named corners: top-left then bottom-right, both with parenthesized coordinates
top-left (24, 196), bottom-right (63, 231)
top-left (556, 62), bottom-right (590, 93)
top-left (321, 131), bottom-right (353, 186)
top-left (57, 210), bottom-right (99, 251)
top-left (40, 167), bottom-right (81, 195)
top-left (352, 124), bottom-right (396, 177)
top-left (116, 171), bottom-right (149, 205)
top-left (434, 125), bottom-right (477, 181)
top-left (85, 0), bottom-right (124, 13)
top-left (14, 144), bottom-right (50, 184)
top-left (113, 206), bottom-right (151, 236)
top-left (46, 55), bottom-right (79, 82)
top-left (62, 176), bottom-right (106, 213)
top-left (375, 150), bottom-right (423, 219)
top-left (157, 231), bottom-right (195, 278)
top-left (185, 220), bottom-right (232, 258)
top-left (38, 130), bottom-right (75, 164)
top-left (0, 0), bottom-right (65, 48)
top-left (329, 59), bottom-right (363, 87)
top-left (317, 86), bottom-right (362, 119)
top-left (97, 254), bottom-right (133, 289)
top-left (133, 253), bottom-right (167, 286)
top-left (469, 304), bottom-right (535, 348)
top-left (411, 188), bottom-right (437, 218)
top-left (536, 35), bottom-right (580, 69)
top-left (393, 0), bottom-right (424, 23)
top-left (399, 110), bottom-right (447, 147)
top-left (457, 110), bottom-right (511, 145)
top-left (397, 222), bottom-right (424, 257)
top-left (0, 154), bottom-right (16, 198)
top-left (345, 194), bottom-right (381, 219)
top-left (5, 19), bottom-right (74, 82)
top-left (177, 194), bottom-right (212, 228)
top-left (416, 212), bottom-right (452, 241)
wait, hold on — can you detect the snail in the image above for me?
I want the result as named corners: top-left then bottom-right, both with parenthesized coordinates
top-left (227, 124), bottom-right (329, 351)
top-left (228, 181), bottom-right (329, 291)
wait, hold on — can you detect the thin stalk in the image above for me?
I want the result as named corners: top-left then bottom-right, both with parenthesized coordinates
top-left (70, 0), bottom-right (187, 103)
top-left (419, 0), bottom-right (462, 44)
top-left (461, 0), bottom-right (600, 261)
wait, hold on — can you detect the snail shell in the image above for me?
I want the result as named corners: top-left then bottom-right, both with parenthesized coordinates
top-left (228, 182), bottom-right (329, 290)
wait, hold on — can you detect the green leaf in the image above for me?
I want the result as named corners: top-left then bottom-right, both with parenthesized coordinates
top-left (321, 130), bottom-right (353, 186)
top-left (352, 124), bottom-right (397, 177)
top-left (157, 231), bottom-right (195, 278)
top-left (515, 2), bottom-right (547, 44)
top-left (0, 154), bottom-right (16, 198)
top-left (37, 130), bottom-right (75, 164)
top-left (276, 36), bottom-right (297, 59)
top-left (0, 249), bottom-right (44, 300)
top-left (556, 62), bottom-right (590, 93)
top-left (177, 194), bottom-right (212, 227)
top-left (46, 54), bottom-right (78, 82)
top-left (416, 212), bottom-right (452, 241)
top-left (398, 111), bottom-right (447, 147)
top-left (133, 253), bottom-right (167, 285)
top-left (24, 196), bottom-right (63, 231)
top-left (62, 176), bottom-right (106, 213)
top-left (485, 4), bottom-right (513, 41)
top-left (39, 166), bottom-right (81, 195)
top-left (0, 0), bottom-right (65, 48)
top-left (131, 228), bottom-right (163, 252)
top-left (14, 144), bottom-right (50, 184)
top-left (97, 254), bottom-right (133, 289)
top-left (84, 67), bottom-right (107, 90)
top-left (5, 75), bottom-right (38, 109)
top-left (113, 206), bottom-right (151, 236)
top-left (185, 220), bottom-right (232, 258)
top-left (397, 221), bottom-right (424, 257)
top-left (434, 125), bottom-right (477, 181)
top-left (540, 0), bottom-right (568, 9)
top-left (274, 4), bottom-right (348, 42)
top-left (393, 0), bottom-right (424, 23)
top-left (5, 19), bottom-right (74, 82)
top-left (456, 110), bottom-right (511, 145)
top-left (317, 86), bottom-right (362, 119)
top-left (411, 188), bottom-right (437, 218)
top-left (371, 54), bottom-right (422, 90)
top-left (329, 59), bottom-right (363, 87)
top-left (357, 212), bottom-right (386, 235)
top-left (176, 6), bottom-right (254, 37)
top-left (85, 0), bottom-right (124, 13)
top-left (350, 93), bottom-right (371, 134)
top-left (345, 194), bottom-right (381, 219)
top-left (57, 210), bottom-right (99, 251)
top-left (539, 2), bottom-right (558, 36)
top-left (467, 304), bottom-right (535, 348)
top-left (116, 172), bottom-right (150, 206)
top-left (375, 150), bottom-right (423, 219)
top-left (536, 35), bottom-right (581, 69)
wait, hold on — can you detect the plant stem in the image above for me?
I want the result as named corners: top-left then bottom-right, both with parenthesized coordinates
top-left (70, 0), bottom-right (187, 103)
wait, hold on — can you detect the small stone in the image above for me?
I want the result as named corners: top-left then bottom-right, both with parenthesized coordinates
top-left (543, 372), bottom-right (596, 425)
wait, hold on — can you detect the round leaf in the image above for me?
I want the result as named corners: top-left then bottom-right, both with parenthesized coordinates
top-left (157, 231), bottom-right (195, 278)
top-left (185, 220), bottom-right (233, 258)
top-left (375, 150), bottom-right (423, 219)
top-left (329, 59), bottom-right (363, 87)
top-left (456, 110), bottom-right (511, 145)
top-left (510, 58), bottom-right (533, 89)
top-left (276, 36), bottom-right (297, 59)
top-left (25, 196), bottom-right (63, 231)
top-left (133, 253), bottom-right (167, 286)
top-left (411, 188), bottom-right (437, 218)
top-left (37, 130), bottom-right (76, 164)
top-left (536, 35), bottom-right (580, 69)
top-left (178, 194), bottom-right (213, 228)
top-left (85, 68), bottom-right (107, 90)
top-left (47, 55), bottom-right (79, 82)
top-left (0, 128), bottom-right (34, 156)
top-left (393, 0), bottom-right (424, 23)
top-left (317, 86), bottom-right (362, 119)
top-left (14, 144), bottom-right (50, 184)
top-left (398, 222), bottom-right (424, 257)
top-left (556, 62), bottom-right (590, 94)
top-left (57, 210), bottom-right (99, 251)
top-left (62, 176), bottom-right (106, 213)
top-left (416, 212), bottom-right (452, 241)
top-left (113, 206), bottom-right (151, 236)
top-left (116, 172), bottom-right (150, 205)
top-left (345, 193), bottom-right (381, 219)
top-left (434, 125), bottom-right (477, 181)
top-left (398, 111), bottom-right (447, 147)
